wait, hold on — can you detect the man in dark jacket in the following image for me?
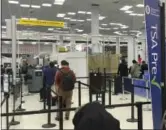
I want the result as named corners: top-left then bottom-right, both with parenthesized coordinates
top-left (73, 102), bottom-right (121, 130)
top-left (117, 59), bottom-right (128, 77)
top-left (140, 61), bottom-right (148, 78)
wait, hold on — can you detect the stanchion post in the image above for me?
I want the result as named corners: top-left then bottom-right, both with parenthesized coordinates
top-left (126, 79), bottom-right (138, 122)
top-left (59, 96), bottom-right (63, 130)
top-left (103, 68), bottom-right (106, 91)
top-left (16, 76), bottom-right (26, 112)
top-left (108, 79), bottom-right (112, 106)
top-left (78, 81), bottom-right (81, 107)
top-left (43, 86), bottom-right (46, 110)
top-left (102, 90), bottom-right (105, 106)
top-left (136, 102), bottom-right (143, 130)
top-left (42, 88), bottom-right (56, 128)
top-left (143, 81), bottom-right (151, 111)
top-left (120, 77), bottom-right (127, 100)
top-left (10, 84), bottom-right (20, 126)
top-left (6, 93), bottom-right (9, 130)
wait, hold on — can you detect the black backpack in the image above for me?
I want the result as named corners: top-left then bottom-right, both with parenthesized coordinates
top-left (60, 70), bottom-right (75, 91)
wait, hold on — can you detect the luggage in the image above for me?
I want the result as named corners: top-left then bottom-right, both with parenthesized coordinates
top-left (114, 76), bottom-right (122, 94)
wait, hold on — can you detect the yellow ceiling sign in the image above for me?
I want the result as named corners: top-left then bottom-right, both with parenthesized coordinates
top-left (18, 19), bottom-right (64, 28)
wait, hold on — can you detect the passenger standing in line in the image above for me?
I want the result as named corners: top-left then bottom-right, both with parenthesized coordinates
top-left (130, 60), bottom-right (141, 78)
top-left (140, 61), bottom-right (148, 78)
top-left (117, 59), bottom-right (128, 77)
top-left (55, 60), bottom-right (76, 120)
top-left (43, 62), bottom-right (57, 105)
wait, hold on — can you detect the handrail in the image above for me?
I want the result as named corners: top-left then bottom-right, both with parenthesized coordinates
top-left (1, 101), bottom-right (151, 117)
top-left (134, 85), bottom-right (150, 90)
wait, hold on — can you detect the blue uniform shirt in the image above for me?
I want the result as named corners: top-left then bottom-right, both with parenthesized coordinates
top-left (43, 67), bottom-right (57, 87)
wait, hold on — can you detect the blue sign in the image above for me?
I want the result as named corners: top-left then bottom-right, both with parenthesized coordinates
top-left (144, 0), bottom-right (162, 129)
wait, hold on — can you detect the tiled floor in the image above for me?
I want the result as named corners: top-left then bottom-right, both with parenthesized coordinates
top-left (1, 86), bottom-right (153, 129)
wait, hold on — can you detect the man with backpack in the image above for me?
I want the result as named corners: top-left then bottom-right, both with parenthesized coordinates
top-left (55, 60), bottom-right (76, 121)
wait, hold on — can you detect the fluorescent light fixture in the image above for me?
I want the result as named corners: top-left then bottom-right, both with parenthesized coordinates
top-left (54, 0), bottom-right (65, 5)
top-left (130, 30), bottom-right (139, 33)
top-left (64, 17), bottom-right (70, 20)
top-left (99, 16), bottom-right (106, 20)
top-left (20, 4), bottom-right (30, 8)
top-left (21, 17), bottom-right (28, 20)
top-left (114, 31), bottom-right (122, 35)
top-left (143, 21), bottom-right (145, 23)
top-left (78, 11), bottom-right (86, 14)
top-left (31, 5), bottom-right (41, 8)
top-left (18, 42), bottom-right (23, 44)
top-left (57, 13), bottom-right (66, 17)
top-left (136, 4), bottom-right (144, 8)
top-left (87, 12), bottom-right (92, 14)
top-left (4, 41), bottom-right (10, 44)
top-left (120, 5), bottom-right (133, 11)
top-left (32, 42), bottom-right (37, 45)
top-left (137, 14), bottom-right (144, 16)
top-left (44, 42), bottom-right (50, 45)
top-left (2, 26), bottom-right (6, 29)
top-left (68, 12), bottom-right (76, 15)
top-left (125, 10), bottom-right (133, 14)
top-left (48, 28), bottom-right (54, 31)
top-left (121, 25), bottom-right (129, 29)
top-left (8, 0), bottom-right (19, 4)
top-left (87, 19), bottom-right (91, 21)
top-left (70, 19), bottom-right (77, 22)
top-left (77, 29), bottom-right (84, 32)
top-left (42, 3), bottom-right (52, 7)
top-left (129, 13), bottom-right (137, 16)
top-left (77, 19), bottom-right (85, 22)
top-left (101, 24), bottom-right (108, 26)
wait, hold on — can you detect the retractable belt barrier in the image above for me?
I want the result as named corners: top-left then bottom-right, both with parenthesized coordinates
top-left (2, 70), bottom-right (152, 130)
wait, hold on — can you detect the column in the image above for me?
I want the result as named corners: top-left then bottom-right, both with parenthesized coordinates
top-left (70, 28), bottom-right (76, 52)
top-left (127, 37), bottom-right (135, 67)
top-left (91, 4), bottom-right (102, 53)
top-left (11, 16), bottom-right (17, 85)
top-left (116, 37), bottom-right (120, 54)
top-left (6, 19), bottom-right (12, 38)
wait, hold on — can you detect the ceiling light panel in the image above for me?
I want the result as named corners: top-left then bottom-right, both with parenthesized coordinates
top-left (54, 0), bottom-right (65, 5)
top-left (48, 28), bottom-right (54, 31)
top-left (136, 4), bottom-right (144, 8)
top-left (57, 13), bottom-right (66, 17)
top-left (42, 3), bottom-right (52, 7)
top-left (87, 12), bottom-right (92, 14)
top-left (64, 17), bottom-right (70, 20)
top-left (129, 13), bottom-right (137, 16)
top-left (31, 5), bottom-right (41, 8)
top-left (78, 11), bottom-right (86, 14)
top-left (8, 0), bottom-right (19, 4)
top-left (101, 24), bottom-right (108, 26)
top-left (99, 16), bottom-right (106, 20)
top-left (32, 42), bottom-right (37, 45)
top-left (68, 12), bottom-right (76, 15)
top-left (77, 20), bottom-right (85, 22)
top-left (2, 26), bottom-right (6, 29)
top-left (120, 5), bottom-right (133, 11)
top-left (87, 19), bottom-right (91, 21)
top-left (20, 4), bottom-right (30, 8)
top-left (125, 11), bottom-right (133, 14)
top-left (70, 19), bottom-right (77, 22)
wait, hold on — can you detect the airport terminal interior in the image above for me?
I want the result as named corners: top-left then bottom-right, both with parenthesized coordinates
top-left (1, 0), bottom-right (166, 130)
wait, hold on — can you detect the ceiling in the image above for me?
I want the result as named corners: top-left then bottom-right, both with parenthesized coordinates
top-left (2, 0), bottom-right (145, 36)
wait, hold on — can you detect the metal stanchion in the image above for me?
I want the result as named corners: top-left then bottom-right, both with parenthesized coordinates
top-left (6, 93), bottom-right (9, 130)
top-left (102, 90), bottom-right (105, 106)
top-left (78, 81), bottom-right (81, 107)
top-left (126, 80), bottom-right (138, 122)
top-left (43, 86), bottom-right (46, 110)
top-left (136, 103), bottom-right (143, 130)
top-left (10, 85), bottom-right (20, 126)
top-left (42, 88), bottom-right (56, 128)
top-left (120, 77), bottom-right (127, 100)
top-left (59, 96), bottom-right (63, 130)
top-left (108, 79), bottom-right (112, 106)
top-left (16, 77), bottom-right (26, 112)
top-left (143, 81), bottom-right (151, 111)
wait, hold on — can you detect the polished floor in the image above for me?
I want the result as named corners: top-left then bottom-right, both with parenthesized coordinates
top-left (1, 85), bottom-right (153, 129)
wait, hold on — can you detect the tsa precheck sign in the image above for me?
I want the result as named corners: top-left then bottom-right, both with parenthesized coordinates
top-left (144, 0), bottom-right (162, 129)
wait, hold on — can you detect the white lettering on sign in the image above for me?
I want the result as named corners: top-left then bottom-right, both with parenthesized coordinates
top-left (150, 24), bottom-right (158, 75)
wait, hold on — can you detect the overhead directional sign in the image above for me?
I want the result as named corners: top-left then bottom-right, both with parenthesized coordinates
top-left (18, 19), bottom-right (64, 28)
